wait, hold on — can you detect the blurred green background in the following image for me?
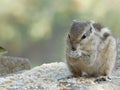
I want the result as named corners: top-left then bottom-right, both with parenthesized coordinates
top-left (0, 0), bottom-right (120, 66)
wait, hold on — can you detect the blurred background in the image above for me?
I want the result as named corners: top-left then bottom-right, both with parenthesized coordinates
top-left (0, 0), bottom-right (120, 67)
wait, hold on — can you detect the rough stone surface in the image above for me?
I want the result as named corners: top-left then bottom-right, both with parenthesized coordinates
top-left (0, 56), bottom-right (31, 76)
top-left (0, 61), bottom-right (120, 90)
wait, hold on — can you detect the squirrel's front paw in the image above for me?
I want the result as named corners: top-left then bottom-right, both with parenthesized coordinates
top-left (69, 50), bottom-right (81, 58)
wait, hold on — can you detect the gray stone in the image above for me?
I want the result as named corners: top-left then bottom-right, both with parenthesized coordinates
top-left (0, 61), bottom-right (120, 90)
top-left (0, 56), bottom-right (31, 76)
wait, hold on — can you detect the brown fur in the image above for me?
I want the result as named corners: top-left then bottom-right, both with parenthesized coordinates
top-left (103, 32), bottom-right (110, 40)
top-left (93, 23), bottom-right (104, 31)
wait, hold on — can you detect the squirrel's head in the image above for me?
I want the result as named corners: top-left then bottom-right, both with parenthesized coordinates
top-left (67, 20), bottom-right (95, 51)
top-left (66, 20), bottom-right (111, 59)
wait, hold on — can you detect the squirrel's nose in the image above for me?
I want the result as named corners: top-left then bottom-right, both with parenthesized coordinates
top-left (72, 47), bottom-right (76, 51)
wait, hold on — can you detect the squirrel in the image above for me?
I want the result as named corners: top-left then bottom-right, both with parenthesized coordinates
top-left (66, 20), bottom-right (117, 81)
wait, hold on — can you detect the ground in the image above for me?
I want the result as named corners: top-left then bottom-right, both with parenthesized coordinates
top-left (0, 61), bottom-right (120, 90)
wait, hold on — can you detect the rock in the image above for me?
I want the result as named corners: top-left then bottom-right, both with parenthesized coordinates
top-left (0, 62), bottom-right (72, 90)
top-left (0, 62), bottom-right (120, 90)
top-left (0, 56), bottom-right (31, 76)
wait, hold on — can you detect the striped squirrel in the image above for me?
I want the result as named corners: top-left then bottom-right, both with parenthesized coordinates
top-left (66, 20), bottom-right (117, 81)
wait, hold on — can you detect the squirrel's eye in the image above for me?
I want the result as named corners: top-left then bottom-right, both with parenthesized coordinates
top-left (81, 34), bottom-right (87, 40)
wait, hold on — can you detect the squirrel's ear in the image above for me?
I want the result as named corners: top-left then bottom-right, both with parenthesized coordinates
top-left (71, 20), bottom-right (77, 26)
top-left (92, 23), bottom-right (104, 31)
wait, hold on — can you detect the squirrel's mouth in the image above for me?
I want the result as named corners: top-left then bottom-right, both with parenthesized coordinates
top-left (66, 48), bottom-right (81, 58)
top-left (66, 47), bottom-right (90, 58)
